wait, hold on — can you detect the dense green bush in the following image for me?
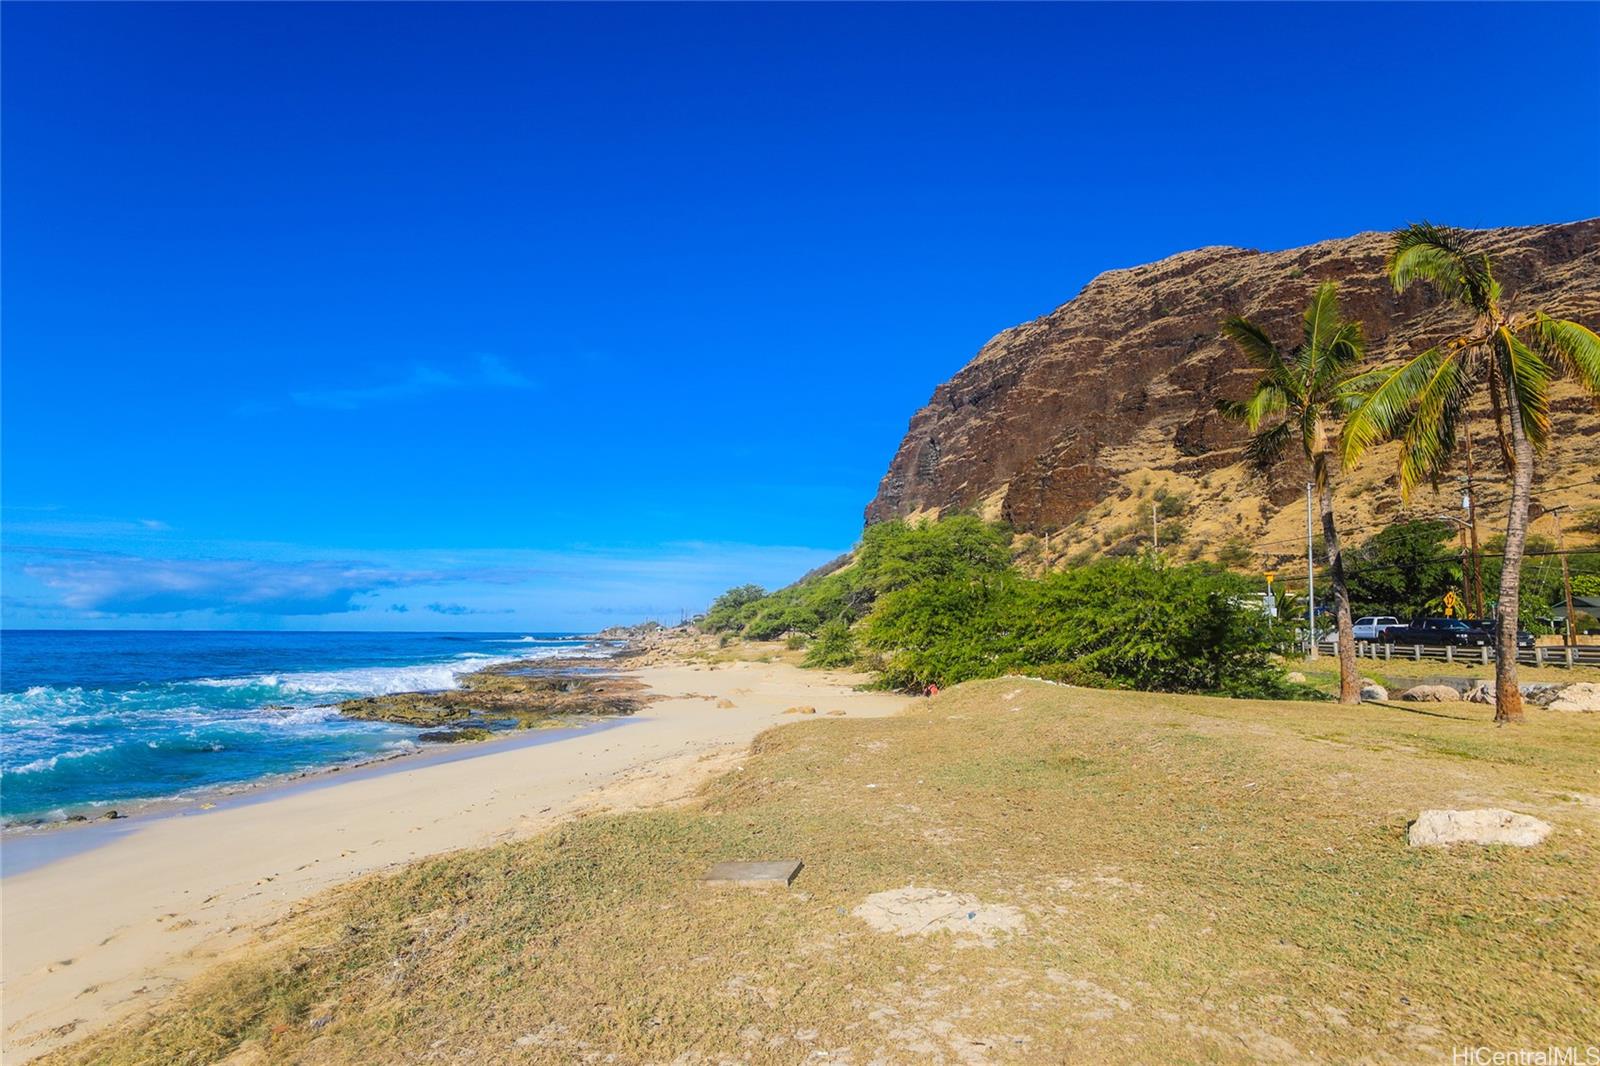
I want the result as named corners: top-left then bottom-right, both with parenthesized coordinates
top-left (1010, 561), bottom-right (1290, 697)
top-left (803, 617), bottom-right (858, 668)
top-left (703, 517), bottom-right (1294, 699)
top-left (861, 558), bottom-right (1291, 696)
top-left (700, 516), bottom-right (1012, 641)
top-left (701, 584), bottom-right (768, 633)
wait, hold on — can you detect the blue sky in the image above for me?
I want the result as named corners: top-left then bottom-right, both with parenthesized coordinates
top-left (3, 3), bottom-right (1597, 631)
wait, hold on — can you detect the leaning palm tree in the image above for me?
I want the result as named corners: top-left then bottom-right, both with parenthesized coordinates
top-left (1218, 282), bottom-right (1366, 704)
top-left (1343, 223), bottom-right (1600, 723)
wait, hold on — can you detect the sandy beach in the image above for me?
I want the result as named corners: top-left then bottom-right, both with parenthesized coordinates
top-left (0, 657), bottom-right (911, 1062)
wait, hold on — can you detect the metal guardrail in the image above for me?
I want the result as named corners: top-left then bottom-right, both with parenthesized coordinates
top-left (1314, 639), bottom-right (1600, 667)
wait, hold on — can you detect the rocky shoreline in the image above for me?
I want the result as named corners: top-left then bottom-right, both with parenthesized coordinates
top-left (4, 640), bottom-right (669, 832)
top-left (336, 651), bottom-right (659, 737)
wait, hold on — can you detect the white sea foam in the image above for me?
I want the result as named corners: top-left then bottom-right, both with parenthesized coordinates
top-left (11, 744), bottom-right (116, 775)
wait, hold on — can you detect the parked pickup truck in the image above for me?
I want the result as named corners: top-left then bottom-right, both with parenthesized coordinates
top-left (1464, 618), bottom-right (1537, 650)
top-left (1378, 618), bottom-right (1490, 647)
top-left (1352, 616), bottom-right (1400, 641)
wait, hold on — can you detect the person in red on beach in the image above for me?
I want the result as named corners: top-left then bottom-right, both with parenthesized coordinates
top-left (926, 683), bottom-right (940, 697)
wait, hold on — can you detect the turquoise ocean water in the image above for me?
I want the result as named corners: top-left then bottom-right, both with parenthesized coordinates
top-left (0, 631), bottom-right (606, 823)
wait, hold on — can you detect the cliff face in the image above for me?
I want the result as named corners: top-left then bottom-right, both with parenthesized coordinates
top-left (866, 221), bottom-right (1600, 566)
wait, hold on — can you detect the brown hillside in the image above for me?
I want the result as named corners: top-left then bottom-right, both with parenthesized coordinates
top-left (866, 221), bottom-right (1600, 574)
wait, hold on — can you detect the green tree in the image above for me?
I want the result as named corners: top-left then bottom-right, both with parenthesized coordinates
top-left (854, 515), bottom-right (1012, 593)
top-left (1217, 282), bottom-right (1367, 703)
top-left (1480, 536), bottom-right (1600, 628)
top-left (700, 584), bottom-right (767, 632)
top-left (1344, 519), bottom-right (1461, 618)
top-left (802, 616), bottom-right (858, 669)
top-left (1343, 223), bottom-right (1600, 722)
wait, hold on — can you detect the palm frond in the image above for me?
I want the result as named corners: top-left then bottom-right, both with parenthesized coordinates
top-left (1501, 328), bottom-right (1552, 453)
top-left (1243, 418), bottom-right (1295, 470)
top-left (1319, 320), bottom-right (1366, 384)
top-left (1300, 282), bottom-right (1340, 372)
top-left (1219, 316), bottom-right (1282, 371)
top-left (1396, 344), bottom-right (1469, 496)
top-left (1485, 355), bottom-right (1515, 470)
top-left (1215, 382), bottom-right (1291, 431)
top-left (1530, 313), bottom-right (1600, 397)
top-left (1334, 366), bottom-right (1392, 413)
top-left (1340, 343), bottom-right (1452, 469)
top-left (1387, 222), bottom-right (1491, 311)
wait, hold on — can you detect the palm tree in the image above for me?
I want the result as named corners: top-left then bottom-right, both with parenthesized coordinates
top-left (1343, 222), bottom-right (1600, 723)
top-left (1218, 282), bottom-right (1367, 704)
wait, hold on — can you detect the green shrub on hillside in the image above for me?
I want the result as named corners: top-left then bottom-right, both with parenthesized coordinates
top-left (701, 516), bottom-right (1011, 641)
top-left (862, 557), bottom-right (1291, 697)
top-left (1010, 561), bottom-right (1288, 697)
top-left (860, 570), bottom-right (1022, 689)
top-left (701, 584), bottom-right (768, 633)
top-left (704, 517), bottom-right (1294, 700)
top-left (853, 515), bottom-right (1012, 594)
top-left (803, 617), bottom-right (858, 668)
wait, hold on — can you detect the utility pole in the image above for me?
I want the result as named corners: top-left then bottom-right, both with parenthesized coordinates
top-left (1306, 482), bottom-right (1317, 660)
top-left (1552, 507), bottom-right (1577, 647)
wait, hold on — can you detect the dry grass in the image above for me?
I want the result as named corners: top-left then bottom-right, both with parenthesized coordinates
top-left (50, 680), bottom-right (1600, 1064)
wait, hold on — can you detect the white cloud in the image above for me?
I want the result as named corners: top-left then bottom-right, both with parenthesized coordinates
top-left (290, 355), bottom-right (534, 410)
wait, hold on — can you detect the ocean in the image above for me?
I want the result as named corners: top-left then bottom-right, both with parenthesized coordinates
top-left (0, 630), bottom-right (607, 824)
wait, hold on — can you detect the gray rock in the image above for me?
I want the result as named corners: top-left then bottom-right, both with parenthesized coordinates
top-left (1359, 679), bottom-right (1388, 702)
top-left (1399, 684), bottom-right (1462, 703)
top-left (1464, 681), bottom-right (1495, 705)
top-left (1285, 671), bottom-right (1307, 685)
top-left (1408, 808), bottom-right (1552, 847)
top-left (1547, 682), bottom-right (1600, 713)
top-left (1520, 683), bottom-right (1564, 706)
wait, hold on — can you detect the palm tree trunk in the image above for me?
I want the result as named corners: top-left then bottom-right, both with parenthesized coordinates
top-left (1316, 466), bottom-right (1360, 704)
top-left (1494, 397), bottom-right (1534, 724)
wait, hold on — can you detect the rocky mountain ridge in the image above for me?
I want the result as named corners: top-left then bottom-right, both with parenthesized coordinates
top-left (866, 220), bottom-right (1600, 570)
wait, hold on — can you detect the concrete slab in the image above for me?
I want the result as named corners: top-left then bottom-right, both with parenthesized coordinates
top-left (702, 859), bottom-right (803, 887)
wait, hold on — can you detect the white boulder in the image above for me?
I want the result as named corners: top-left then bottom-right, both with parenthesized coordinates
top-left (1400, 684), bottom-right (1461, 703)
top-left (1359, 679), bottom-right (1388, 702)
top-left (1408, 809), bottom-right (1552, 848)
top-left (1547, 682), bottom-right (1600, 713)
